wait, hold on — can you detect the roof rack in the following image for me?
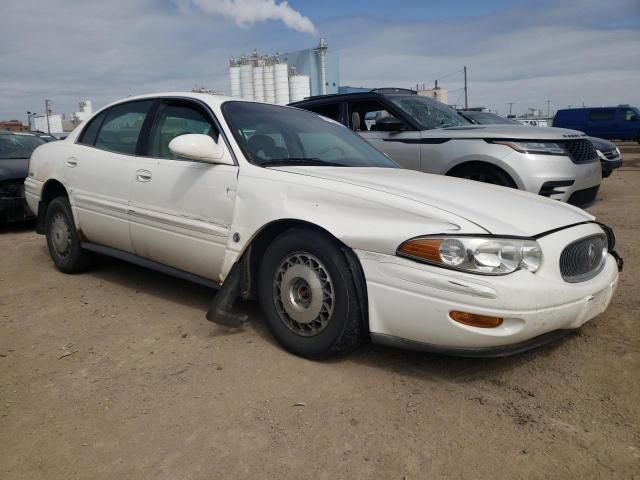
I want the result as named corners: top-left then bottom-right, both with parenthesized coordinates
top-left (370, 88), bottom-right (417, 94)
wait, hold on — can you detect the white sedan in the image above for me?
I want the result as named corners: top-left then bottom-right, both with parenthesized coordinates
top-left (24, 93), bottom-right (622, 358)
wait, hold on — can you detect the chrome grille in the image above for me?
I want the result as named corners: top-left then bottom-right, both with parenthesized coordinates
top-left (559, 140), bottom-right (598, 164)
top-left (560, 234), bottom-right (607, 283)
top-left (602, 149), bottom-right (618, 160)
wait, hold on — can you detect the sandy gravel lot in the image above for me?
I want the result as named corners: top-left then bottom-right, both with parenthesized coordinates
top-left (1, 149), bottom-right (639, 479)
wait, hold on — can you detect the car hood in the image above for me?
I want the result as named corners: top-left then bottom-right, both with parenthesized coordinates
top-left (0, 158), bottom-right (29, 181)
top-left (588, 136), bottom-right (616, 151)
top-left (273, 166), bottom-right (593, 237)
top-left (426, 124), bottom-right (588, 140)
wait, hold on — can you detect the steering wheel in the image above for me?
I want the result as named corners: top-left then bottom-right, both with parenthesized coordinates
top-left (315, 145), bottom-right (345, 158)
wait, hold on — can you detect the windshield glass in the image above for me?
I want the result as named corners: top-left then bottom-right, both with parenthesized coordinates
top-left (388, 96), bottom-right (468, 129)
top-left (462, 111), bottom-right (521, 125)
top-left (0, 134), bottom-right (44, 159)
top-left (222, 101), bottom-right (398, 168)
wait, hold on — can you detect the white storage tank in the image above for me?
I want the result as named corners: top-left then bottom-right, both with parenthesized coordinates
top-left (230, 65), bottom-right (241, 98)
top-left (263, 64), bottom-right (275, 104)
top-left (252, 65), bottom-right (265, 102)
top-left (274, 63), bottom-right (290, 105)
top-left (240, 63), bottom-right (254, 100)
top-left (289, 75), bottom-right (311, 103)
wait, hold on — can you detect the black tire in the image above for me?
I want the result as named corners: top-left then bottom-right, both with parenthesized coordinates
top-left (449, 164), bottom-right (516, 188)
top-left (257, 228), bottom-right (365, 358)
top-left (45, 197), bottom-right (94, 273)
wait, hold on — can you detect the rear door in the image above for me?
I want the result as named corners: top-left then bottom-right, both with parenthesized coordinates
top-left (69, 100), bottom-right (152, 252)
top-left (128, 98), bottom-right (237, 281)
top-left (346, 99), bottom-right (421, 171)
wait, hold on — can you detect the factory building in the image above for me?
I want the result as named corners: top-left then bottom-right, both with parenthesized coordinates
top-left (229, 38), bottom-right (339, 105)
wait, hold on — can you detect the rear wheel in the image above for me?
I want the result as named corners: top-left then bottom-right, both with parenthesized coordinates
top-left (45, 197), bottom-right (94, 273)
top-left (449, 164), bottom-right (516, 188)
top-left (257, 228), bottom-right (365, 358)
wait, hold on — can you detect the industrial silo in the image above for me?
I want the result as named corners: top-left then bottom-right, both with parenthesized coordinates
top-left (239, 58), bottom-right (254, 101)
top-left (263, 60), bottom-right (276, 104)
top-left (274, 62), bottom-right (290, 105)
top-left (229, 58), bottom-right (241, 98)
top-left (289, 75), bottom-right (311, 103)
top-left (253, 63), bottom-right (265, 102)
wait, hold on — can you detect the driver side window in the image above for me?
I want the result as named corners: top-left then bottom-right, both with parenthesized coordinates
top-left (348, 100), bottom-right (400, 131)
top-left (149, 103), bottom-right (218, 159)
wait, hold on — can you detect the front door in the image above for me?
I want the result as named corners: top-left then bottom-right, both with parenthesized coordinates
top-left (128, 99), bottom-right (238, 281)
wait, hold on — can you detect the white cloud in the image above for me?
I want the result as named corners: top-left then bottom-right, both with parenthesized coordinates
top-left (191, 0), bottom-right (317, 34)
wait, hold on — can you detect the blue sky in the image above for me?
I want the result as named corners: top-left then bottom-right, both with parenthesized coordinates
top-left (1, 0), bottom-right (639, 121)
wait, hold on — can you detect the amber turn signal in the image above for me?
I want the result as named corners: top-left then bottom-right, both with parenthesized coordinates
top-left (398, 238), bottom-right (442, 263)
top-left (450, 311), bottom-right (503, 328)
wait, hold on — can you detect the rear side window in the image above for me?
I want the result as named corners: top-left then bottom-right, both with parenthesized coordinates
top-left (94, 101), bottom-right (152, 155)
top-left (77, 111), bottom-right (106, 146)
top-left (148, 103), bottom-right (218, 159)
top-left (589, 110), bottom-right (614, 121)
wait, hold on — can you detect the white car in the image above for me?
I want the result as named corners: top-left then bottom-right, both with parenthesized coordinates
top-left (24, 93), bottom-right (622, 358)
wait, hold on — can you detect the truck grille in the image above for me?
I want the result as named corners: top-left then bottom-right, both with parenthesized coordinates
top-left (559, 140), bottom-right (598, 164)
top-left (560, 233), bottom-right (607, 283)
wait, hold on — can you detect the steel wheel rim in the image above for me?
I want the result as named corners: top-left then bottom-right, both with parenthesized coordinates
top-left (50, 212), bottom-right (72, 258)
top-left (273, 252), bottom-right (334, 337)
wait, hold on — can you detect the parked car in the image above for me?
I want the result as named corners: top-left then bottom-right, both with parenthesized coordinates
top-left (25, 93), bottom-right (621, 358)
top-left (459, 111), bottom-right (623, 178)
top-left (291, 91), bottom-right (602, 207)
top-left (0, 131), bottom-right (45, 222)
top-left (553, 106), bottom-right (640, 142)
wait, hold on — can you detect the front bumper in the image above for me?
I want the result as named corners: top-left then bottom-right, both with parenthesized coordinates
top-left (357, 223), bottom-right (619, 356)
top-left (503, 151), bottom-right (602, 207)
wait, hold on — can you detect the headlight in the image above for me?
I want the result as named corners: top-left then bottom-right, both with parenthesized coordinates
top-left (397, 236), bottom-right (542, 274)
top-left (596, 149), bottom-right (607, 160)
top-left (489, 140), bottom-right (566, 155)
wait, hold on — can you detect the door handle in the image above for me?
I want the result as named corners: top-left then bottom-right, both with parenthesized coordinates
top-left (135, 170), bottom-right (152, 182)
top-left (65, 157), bottom-right (78, 168)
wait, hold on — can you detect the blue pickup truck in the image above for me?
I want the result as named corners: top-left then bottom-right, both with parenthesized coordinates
top-left (553, 106), bottom-right (640, 141)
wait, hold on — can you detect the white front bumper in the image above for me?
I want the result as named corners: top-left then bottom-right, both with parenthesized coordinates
top-left (357, 223), bottom-right (618, 353)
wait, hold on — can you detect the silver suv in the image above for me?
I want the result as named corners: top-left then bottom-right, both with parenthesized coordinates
top-left (291, 90), bottom-right (602, 207)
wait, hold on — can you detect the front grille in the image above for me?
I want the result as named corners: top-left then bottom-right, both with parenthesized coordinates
top-left (602, 149), bottom-right (618, 160)
top-left (568, 185), bottom-right (599, 207)
top-left (559, 140), bottom-right (598, 164)
top-left (560, 233), bottom-right (607, 283)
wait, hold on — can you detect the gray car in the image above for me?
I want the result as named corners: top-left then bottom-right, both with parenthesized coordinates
top-left (291, 91), bottom-right (602, 207)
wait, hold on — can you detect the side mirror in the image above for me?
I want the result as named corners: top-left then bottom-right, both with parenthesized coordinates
top-left (168, 134), bottom-right (233, 165)
top-left (375, 116), bottom-right (405, 132)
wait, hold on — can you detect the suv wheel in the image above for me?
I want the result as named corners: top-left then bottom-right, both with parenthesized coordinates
top-left (257, 228), bottom-right (364, 358)
top-left (45, 197), bottom-right (94, 273)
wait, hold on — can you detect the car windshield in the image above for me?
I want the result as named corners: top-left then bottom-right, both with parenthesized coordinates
top-left (222, 101), bottom-right (398, 168)
top-left (0, 134), bottom-right (44, 159)
top-left (461, 111), bottom-right (521, 125)
top-left (388, 96), bottom-right (469, 130)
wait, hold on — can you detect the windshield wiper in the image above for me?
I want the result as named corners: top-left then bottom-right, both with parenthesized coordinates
top-left (259, 157), bottom-right (348, 167)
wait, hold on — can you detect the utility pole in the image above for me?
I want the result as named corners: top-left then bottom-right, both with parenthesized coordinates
top-left (463, 66), bottom-right (468, 109)
top-left (546, 100), bottom-right (551, 118)
top-left (508, 102), bottom-right (514, 116)
top-left (44, 99), bottom-right (52, 135)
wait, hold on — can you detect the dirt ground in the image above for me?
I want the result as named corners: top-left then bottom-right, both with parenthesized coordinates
top-left (1, 149), bottom-right (639, 480)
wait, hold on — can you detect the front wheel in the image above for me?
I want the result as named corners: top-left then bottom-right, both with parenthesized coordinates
top-left (449, 164), bottom-right (516, 188)
top-left (45, 197), bottom-right (94, 273)
top-left (257, 228), bottom-right (365, 358)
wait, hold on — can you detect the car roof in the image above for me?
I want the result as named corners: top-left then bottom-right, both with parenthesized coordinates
top-left (289, 91), bottom-right (420, 106)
